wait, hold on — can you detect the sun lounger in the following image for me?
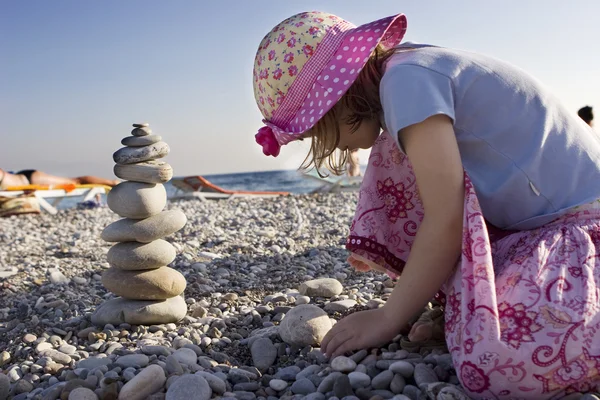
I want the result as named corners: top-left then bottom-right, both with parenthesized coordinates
top-left (0, 184), bottom-right (111, 215)
top-left (171, 176), bottom-right (289, 201)
top-left (302, 169), bottom-right (363, 193)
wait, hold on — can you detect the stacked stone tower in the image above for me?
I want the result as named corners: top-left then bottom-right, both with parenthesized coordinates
top-left (92, 123), bottom-right (188, 326)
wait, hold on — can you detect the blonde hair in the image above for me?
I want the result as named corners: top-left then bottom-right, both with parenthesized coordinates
top-left (300, 45), bottom-right (396, 177)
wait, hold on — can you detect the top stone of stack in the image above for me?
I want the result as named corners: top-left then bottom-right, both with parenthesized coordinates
top-left (112, 123), bottom-right (174, 184)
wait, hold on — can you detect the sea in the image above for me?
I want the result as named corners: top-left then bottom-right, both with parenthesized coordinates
top-left (57, 169), bottom-right (341, 210)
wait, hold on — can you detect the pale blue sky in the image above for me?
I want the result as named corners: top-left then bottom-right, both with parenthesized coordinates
top-left (1, 1), bottom-right (599, 178)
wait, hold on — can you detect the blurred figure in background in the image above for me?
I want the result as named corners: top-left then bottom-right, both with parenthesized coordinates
top-left (578, 105), bottom-right (594, 127)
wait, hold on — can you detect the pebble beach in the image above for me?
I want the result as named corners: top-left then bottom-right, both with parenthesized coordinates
top-left (1, 194), bottom-right (468, 400)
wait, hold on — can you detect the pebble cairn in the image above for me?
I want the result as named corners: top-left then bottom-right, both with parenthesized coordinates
top-left (91, 123), bottom-right (188, 326)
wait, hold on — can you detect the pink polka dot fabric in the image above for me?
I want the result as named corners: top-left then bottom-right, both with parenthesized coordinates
top-left (253, 11), bottom-right (407, 153)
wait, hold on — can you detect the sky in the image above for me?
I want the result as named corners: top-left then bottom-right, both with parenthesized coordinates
top-left (1, 1), bottom-right (599, 178)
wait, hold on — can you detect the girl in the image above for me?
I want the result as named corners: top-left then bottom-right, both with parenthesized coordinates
top-left (251, 11), bottom-right (600, 398)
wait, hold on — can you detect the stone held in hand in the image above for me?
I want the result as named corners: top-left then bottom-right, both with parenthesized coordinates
top-left (278, 304), bottom-right (332, 346)
top-left (107, 182), bottom-right (167, 219)
top-left (113, 141), bottom-right (169, 165)
top-left (131, 126), bottom-right (152, 136)
top-left (101, 210), bottom-right (187, 243)
top-left (107, 239), bottom-right (176, 270)
top-left (102, 267), bottom-right (186, 300)
top-left (114, 161), bottom-right (173, 184)
top-left (299, 278), bottom-right (343, 298)
top-left (91, 295), bottom-right (187, 326)
top-left (122, 134), bottom-right (162, 147)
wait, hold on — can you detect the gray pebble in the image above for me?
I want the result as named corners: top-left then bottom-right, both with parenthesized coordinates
top-left (291, 378), bottom-right (316, 395)
top-left (372, 370), bottom-right (394, 390)
top-left (333, 375), bottom-right (354, 398)
top-left (166, 374), bottom-right (211, 400)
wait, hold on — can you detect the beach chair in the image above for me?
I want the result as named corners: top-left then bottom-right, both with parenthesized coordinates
top-left (170, 175), bottom-right (289, 201)
top-left (0, 183), bottom-right (111, 215)
top-left (302, 169), bottom-right (363, 193)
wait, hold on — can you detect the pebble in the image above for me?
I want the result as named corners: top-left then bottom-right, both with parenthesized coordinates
top-left (390, 361), bottom-right (414, 378)
top-left (91, 295), bottom-right (187, 325)
top-left (113, 141), bottom-right (170, 165)
top-left (122, 134), bottom-right (162, 147)
top-left (250, 337), bottom-right (277, 371)
top-left (333, 375), bottom-right (354, 398)
top-left (119, 364), bottom-right (166, 400)
top-left (348, 371), bottom-right (371, 389)
top-left (107, 182), bottom-right (167, 219)
top-left (291, 378), bottom-right (316, 395)
top-left (166, 374), bottom-right (211, 400)
top-left (295, 295), bottom-right (310, 305)
top-left (413, 364), bottom-right (438, 388)
top-left (195, 371), bottom-right (226, 395)
top-left (278, 305), bottom-right (332, 346)
top-left (0, 374), bottom-right (9, 400)
top-left (115, 354), bottom-right (149, 368)
top-left (101, 210), bottom-right (187, 243)
top-left (331, 356), bottom-right (357, 372)
top-left (269, 379), bottom-right (288, 392)
top-left (131, 126), bottom-right (151, 135)
top-left (324, 299), bottom-right (357, 312)
top-left (0, 352), bottom-right (10, 367)
top-left (299, 278), bottom-right (343, 298)
top-left (68, 387), bottom-right (98, 400)
top-left (102, 267), bottom-right (186, 300)
top-left (114, 161), bottom-right (174, 184)
top-left (372, 370), bottom-right (394, 390)
top-left (171, 348), bottom-right (197, 366)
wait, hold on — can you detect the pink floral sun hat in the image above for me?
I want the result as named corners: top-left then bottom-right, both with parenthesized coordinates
top-left (252, 11), bottom-right (407, 157)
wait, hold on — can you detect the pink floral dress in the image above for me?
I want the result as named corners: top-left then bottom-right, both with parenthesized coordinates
top-left (347, 131), bottom-right (600, 399)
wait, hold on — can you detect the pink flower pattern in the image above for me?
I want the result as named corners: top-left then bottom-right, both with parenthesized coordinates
top-left (347, 132), bottom-right (600, 399)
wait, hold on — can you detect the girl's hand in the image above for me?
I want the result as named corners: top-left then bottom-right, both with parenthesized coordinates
top-left (320, 307), bottom-right (402, 358)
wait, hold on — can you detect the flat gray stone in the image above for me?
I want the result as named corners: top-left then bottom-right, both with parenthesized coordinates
top-left (119, 364), bottom-right (166, 400)
top-left (0, 373), bottom-right (9, 400)
top-left (299, 278), bottom-right (343, 298)
top-left (278, 304), bottom-right (332, 346)
top-left (91, 296), bottom-right (187, 326)
top-left (113, 141), bottom-right (169, 165)
top-left (195, 372), bottom-right (226, 395)
top-left (133, 123), bottom-right (149, 128)
top-left (102, 267), bottom-right (186, 300)
top-left (114, 161), bottom-right (173, 184)
top-left (107, 239), bottom-right (176, 270)
top-left (107, 182), bottom-right (166, 219)
top-left (172, 348), bottom-right (197, 366)
top-left (331, 356), bottom-right (357, 372)
top-left (324, 299), bottom-right (357, 312)
top-left (166, 374), bottom-right (211, 400)
top-left (76, 357), bottom-right (111, 370)
top-left (122, 134), bottom-right (162, 147)
top-left (68, 387), bottom-right (98, 400)
top-left (101, 210), bottom-right (187, 243)
top-left (131, 126), bottom-right (152, 136)
top-left (250, 337), bottom-right (277, 372)
top-left (115, 354), bottom-right (149, 368)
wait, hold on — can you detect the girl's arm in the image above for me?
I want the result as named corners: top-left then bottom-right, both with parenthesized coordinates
top-left (321, 114), bottom-right (464, 357)
top-left (382, 114), bottom-right (464, 329)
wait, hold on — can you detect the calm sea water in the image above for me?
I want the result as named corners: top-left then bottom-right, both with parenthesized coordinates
top-left (57, 170), bottom-right (335, 210)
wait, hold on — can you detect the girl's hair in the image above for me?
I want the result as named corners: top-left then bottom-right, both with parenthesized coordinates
top-left (300, 45), bottom-right (396, 176)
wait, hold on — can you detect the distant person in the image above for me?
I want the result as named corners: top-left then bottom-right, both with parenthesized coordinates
top-left (578, 105), bottom-right (594, 126)
top-left (0, 168), bottom-right (118, 190)
top-left (346, 149), bottom-right (362, 177)
top-left (250, 10), bottom-right (600, 398)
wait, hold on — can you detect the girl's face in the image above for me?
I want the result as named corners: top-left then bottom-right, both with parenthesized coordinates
top-left (336, 109), bottom-right (381, 151)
